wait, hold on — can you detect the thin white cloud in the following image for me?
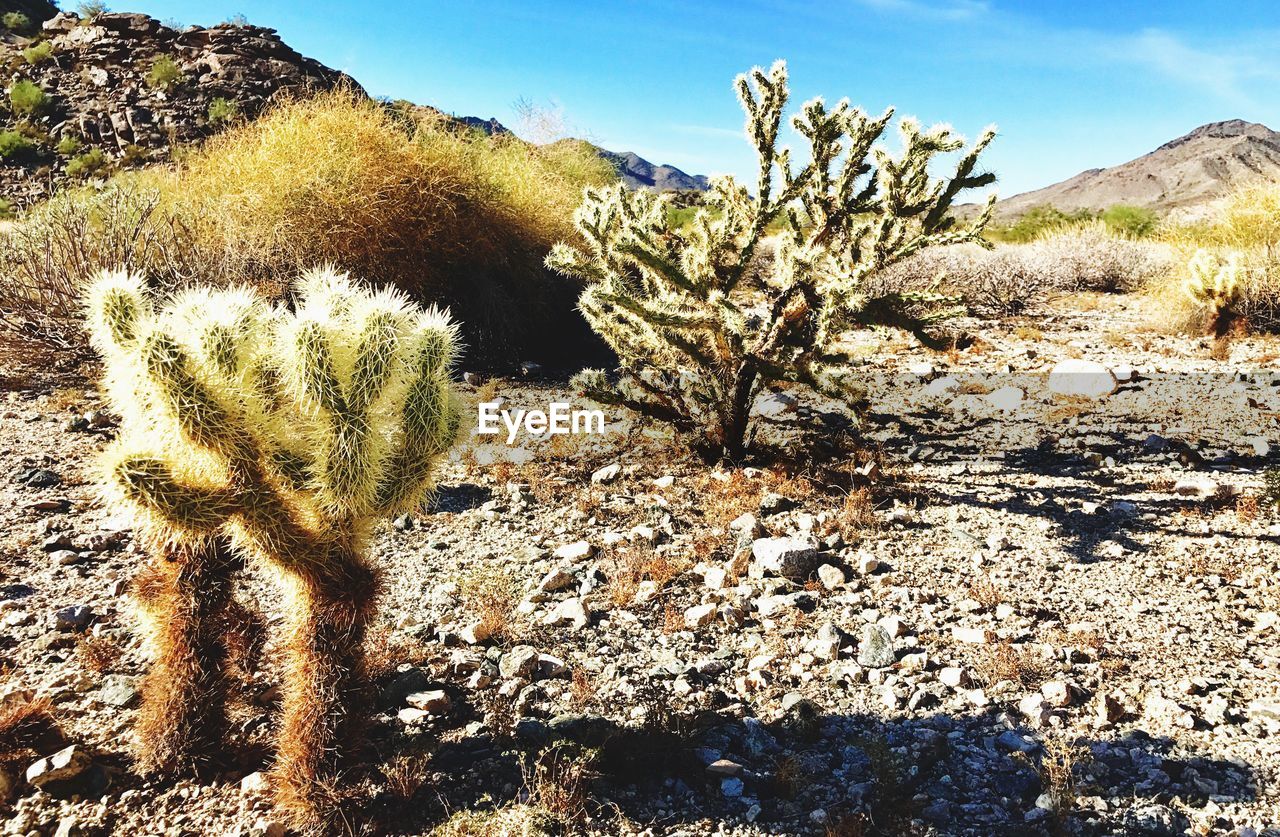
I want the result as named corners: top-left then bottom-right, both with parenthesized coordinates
top-left (856, 0), bottom-right (989, 21)
top-left (669, 123), bottom-right (746, 140)
top-left (1102, 28), bottom-right (1280, 110)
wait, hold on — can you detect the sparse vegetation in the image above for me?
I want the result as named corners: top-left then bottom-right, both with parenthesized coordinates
top-left (206, 96), bottom-right (238, 125)
top-left (22, 41), bottom-right (54, 65)
top-left (76, 1), bottom-right (109, 19)
top-left (0, 130), bottom-right (36, 162)
top-left (8, 80), bottom-right (48, 118)
top-left (65, 147), bottom-right (108, 179)
top-left (145, 55), bottom-right (183, 90)
top-left (2, 11), bottom-right (33, 33)
top-left (55, 134), bottom-right (83, 156)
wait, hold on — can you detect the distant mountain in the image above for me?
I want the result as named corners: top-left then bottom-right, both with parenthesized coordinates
top-left (597, 149), bottom-right (709, 192)
top-left (990, 120), bottom-right (1280, 218)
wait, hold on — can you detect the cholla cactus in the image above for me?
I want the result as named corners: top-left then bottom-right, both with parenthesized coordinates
top-left (1183, 249), bottom-right (1242, 337)
top-left (547, 61), bottom-right (995, 459)
top-left (86, 267), bottom-right (461, 821)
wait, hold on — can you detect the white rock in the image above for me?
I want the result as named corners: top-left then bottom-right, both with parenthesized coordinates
top-left (543, 597), bottom-right (590, 630)
top-left (986, 386), bottom-right (1024, 412)
top-left (590, 463), bottom-right (621, 484)
top-left (1040, 680), bottom-right (1073, 708)
top-left (816, 563), bottom-right (845, 590)
top-left (1048, 359), bottom-right (1117, 399)
top-left (653, 475), bottom-right (675, 489)
top-left (684, 603), bottom-right (717, 629)
top-left (406, 690), bottom-right (452, 714)
top-left (553, 541), bottom-right (594, 561)
top-left (938, 667), bottom-right (968, 688)
top-left (751, 536), bottom-right (818, 580)
top-left (951, 626), bottom-right (995, 644)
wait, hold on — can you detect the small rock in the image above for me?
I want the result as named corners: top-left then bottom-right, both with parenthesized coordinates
top-left (543, 597), bottom-right (590, 630)
top-left (26, 745), bottom-right (91, 788)
top-left (405, 690), bottom-right (452, 714)
top-left (552, 541), bottom-right (594, 561)
top-left (1048, 359), bottom-right (1117, 399)
top-left (950, 626), bottom-right (995, 644)
top-left (499, 646), bottom-right (541, 680)
top-left (751, 536), bottom-right (818, 581)
top-left (54, 605), bottom-right (93, 632)
top-left (590, 463), bottom-right (621, 484)
top-left (706, 759), bottom-right (743, 777)
top-left (816, 563), bottom-right (845, 590)
top-left (240, 771), bottom-right (270, 794)
top-left (856, 624), bottom-right (895, 668)
top-left (684, 603), bottom-right (717, 629)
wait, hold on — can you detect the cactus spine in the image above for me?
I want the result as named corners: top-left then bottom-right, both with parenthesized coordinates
top-left (86, 267), bottom-right (461, 822)
top-left (547, 60), bottom-right (995, 460)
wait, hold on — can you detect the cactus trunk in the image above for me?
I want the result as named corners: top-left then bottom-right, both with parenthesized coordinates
top-left (134, 537), bottom-right (240, 775)
top-left (273, 552), bottom-right (380, 821)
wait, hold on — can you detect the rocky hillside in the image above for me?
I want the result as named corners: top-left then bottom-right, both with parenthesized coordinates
top-left (0, 10), bottom-right (355, 207)
top-left (992, 120), bottom-right (1280, 218)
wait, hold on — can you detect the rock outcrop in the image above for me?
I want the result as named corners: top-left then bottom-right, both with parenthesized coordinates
top-left (0, 11), bottom-right (357, 206)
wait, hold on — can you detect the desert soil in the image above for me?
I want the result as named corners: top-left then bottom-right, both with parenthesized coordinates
top-left (2, 291), bottom-right (1279, 836)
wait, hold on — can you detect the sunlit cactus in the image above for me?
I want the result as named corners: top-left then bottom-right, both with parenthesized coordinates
top-left (548, 60), bottom-right (995, 460)
top-left (86, 266), bottom-right (462, 822)
top-left (1183, 249), bottom-right (1243, 338)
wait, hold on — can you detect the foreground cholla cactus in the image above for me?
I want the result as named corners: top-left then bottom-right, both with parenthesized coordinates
top-left (1183, 249), bottom-right (1242, 337)
top-left (86, 268), bottom-right (461, 821)
top-left (547, 60), bottom-right (996, 459)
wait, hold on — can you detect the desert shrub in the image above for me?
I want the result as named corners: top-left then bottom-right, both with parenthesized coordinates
top-left (76, 1), bottom-right (108, 19)
top-left (224, 13), bottom-right (249, 26)
top-left (0, 182), bottom-right (205, 342)
top-left (1033, 220), bottom-right (1170, 292)
top-left (22, 41), bottom-right (54, 65)
top-left (3, 11), bottom-right (33, 32)
top-left (149, 89), bottom-right (615, 364)
top-left (548, 61), bottom-right (994, 459)
top-left (0, 130), bottom-right (36, 161)
top-left (1153, 184), bottom-right (1280, 333)
top-left (65, 147), bottom-right (108, 178)
top-left (1100, 204), bottom-right (1158, 238)
top-left (8, 79), bottom-right (48, 117)
top-left (879, 221), bottom-right (1169, 316)
top-left (0, 198), bottom-right (13, 220)
top-left (145, 56), bottom-right (183, 90)
top-left (55, 134), bottom-right (83, 156)
top-left (987, 205), bottom-right (1093, 243)
top-left (206, 96), bottom-right (238, 125)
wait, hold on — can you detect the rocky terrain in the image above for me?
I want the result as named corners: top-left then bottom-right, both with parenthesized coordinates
top-left (1, 291), bottom-right (1278, 835)
top-left (0, 10), bottom-right (355, 206)
top-left (989, 120), bottom-right (1280, 219)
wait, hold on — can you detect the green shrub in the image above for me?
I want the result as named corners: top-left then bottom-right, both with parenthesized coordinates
top-left (1100, 204), bottom-right (1158, 238)
top-left (66, 147), bottom-right (108, 179)
top-left (55, 135), bottom-right (83, 156)
top-left (76, 1), bottom-right (108, 19)
top-left (0, 130), bottom-right (36, 161)
top-left (207, 97), bottom-right (238, 125)
top-left (548, 61), bottom-right (994, 460)
top-left (22, 42), bottom-right (54, 65)
top-left (987, 205), bottom-right (1094, 243)
top-left (9, 80), bottom-right (48, 118)
top-left (0, 198), bottom-right (13, 220)
top-left (145, 56), bottom-right (183, 91)
top-left (2, 12), bottom-right (33, 32)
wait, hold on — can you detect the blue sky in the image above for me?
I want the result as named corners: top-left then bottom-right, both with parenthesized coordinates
top-left (123, 0), bottom-right (1280, 198)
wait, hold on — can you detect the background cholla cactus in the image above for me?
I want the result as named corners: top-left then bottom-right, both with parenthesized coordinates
top-left (547, 60), bottom-right (996, 460)
top-left (86, 267), bottom-right (462, 822)
top-left (1183, 248), bottom-right (1243, 337)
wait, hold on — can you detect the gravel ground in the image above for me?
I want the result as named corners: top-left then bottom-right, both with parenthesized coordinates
top-left (1, 292), bottom-right (1279, 836)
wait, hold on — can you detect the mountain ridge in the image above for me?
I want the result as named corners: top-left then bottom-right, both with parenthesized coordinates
top-left (989, 119), bottom-right (1280, 218)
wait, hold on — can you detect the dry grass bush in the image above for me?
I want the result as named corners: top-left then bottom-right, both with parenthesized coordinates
top-left (1152, 184), bottom-right (1280, 334)
top-left (523, 742), bottom-right (597, 825)
top-left (1, 90), bottom-right (617, 365)
top-left (75, 635), bottom-right (123, 674)
top-left (0, 694), bottom-right (64, 777)
top-left (971, 640), bottom-right (1046, 688)
top-left (875, 222), bottom-right (1169, 317)
top-left (456, 568), bottom-right (521, 643)
top-left (965, 573), bottom-right (1004, 609)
